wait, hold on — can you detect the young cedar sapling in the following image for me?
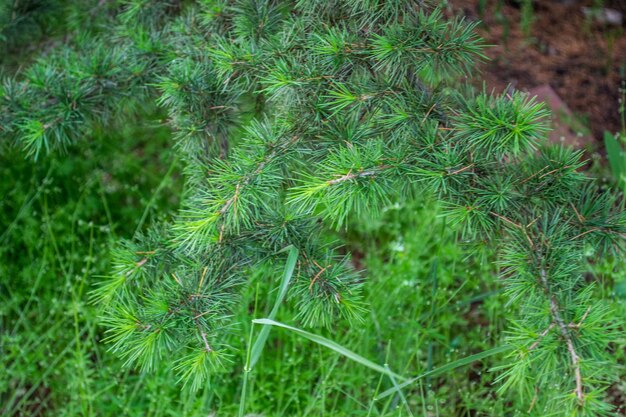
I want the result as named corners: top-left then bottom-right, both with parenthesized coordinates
top-left (1, 1), bottom-right (624, 415)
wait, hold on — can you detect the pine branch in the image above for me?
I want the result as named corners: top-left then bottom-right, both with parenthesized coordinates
top-left (326, 165), bottom-right (391, 185)
top-left (539, 268), bottom-right (584, 403)
top-left (193, 317), bottom-right (213, 353)
top-left (528, 323), bottom-right (555, 351)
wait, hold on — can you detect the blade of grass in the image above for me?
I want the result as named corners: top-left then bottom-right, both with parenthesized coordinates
top-left (375, 345), bottom-right (512, 400)
top-left (426, 257), bottom-right (438, 390)
top-left (249, 245), bottom-right (298, 369)
top-left (385, 364), bottom-right (414, 417)
top-left (238, 246), bottom-right (298, 417)
top-left (252, 318), bottom-right (405, 381)
top-left (238, 324), bottom-right (255, 417)
top-left (604, 131), bottom-right (625, 185)
top-left (384, 340), bottom-right (414, 417)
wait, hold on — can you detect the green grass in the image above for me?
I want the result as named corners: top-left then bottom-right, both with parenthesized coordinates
top-left (215, 202), bottom-right (514, 416)
top-left (0, 131), bottom-right (510, 416)
top-left (0, 112), bottom-right (190, 416)
top-left (2, 120), bottom-right (626, 415)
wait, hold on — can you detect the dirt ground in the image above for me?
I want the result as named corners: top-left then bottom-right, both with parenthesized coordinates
top-left (448, 0), bottom-right (626, 147)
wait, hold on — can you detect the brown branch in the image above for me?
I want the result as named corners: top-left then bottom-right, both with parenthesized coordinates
top-left (489, 211), bottom-right (522, 229)
top-left (197, 266), bottom-right (208, 292)
top-left (539, 268), bottom-right (584, 403)
top-left (578, 307), bottom-right (591, 326)
top-left (327, 165), bottom-right (391, 186)
top-left (528, 323), bottom-right (555, 351)
top-left (520, 166), bottom-right (548, 185)
top-left (526, 216), bottom-right (540, 228)
top-left (447, 164), bottom-right (475, 176)
top-left (569, 307), bottom-right (591, 330)
top-left (539, 165), bottom-right (572, 180)
top-left (570, 228), bottom-right (599, 241)
top-left (421, 103), bottom-right (437, 125)
top-left (219, 184), bottom-right (241, 215)
top-left (171, 273), bottom-right (182, 286)
top-left (193, 317), bottom-right (213, 352)
top-left (169, 273), bottom-right (216, 352)
top-left (527, 388), bottom-right (539, 413)
top-left (489, 211), bottom-right (534, 248)
top-left (309, 263), bottom-right (331, 292)
top-left (570, 203), bottom-right (586, 224)
top-left (215, 135), bottom-right (299, 225)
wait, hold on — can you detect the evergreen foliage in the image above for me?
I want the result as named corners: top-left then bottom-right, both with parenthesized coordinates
top-left (2, 1), bottom-right (625, 415)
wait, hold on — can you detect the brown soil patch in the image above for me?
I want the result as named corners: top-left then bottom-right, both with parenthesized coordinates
top-left (449, 0), bottom-right (626, 146)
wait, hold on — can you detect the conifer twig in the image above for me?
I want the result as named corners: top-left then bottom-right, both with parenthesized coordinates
top-left (327, 165), bottom-right (391, 185)
top-left (528, 322), bottom-right (555, 351)
top-left (539, 268), bottom-right (584, 404)
top-left (447, 164), bottom-right (474, 176)
top-left (309, 262), bottom-right (331, 292)
top-left (193, 317), bottom-right (213, 352)
top-left (217, 135), bottom-right (299, 223)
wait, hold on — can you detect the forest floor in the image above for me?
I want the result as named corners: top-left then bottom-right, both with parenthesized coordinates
top-left (449, 0), bottom-right (626, 147)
